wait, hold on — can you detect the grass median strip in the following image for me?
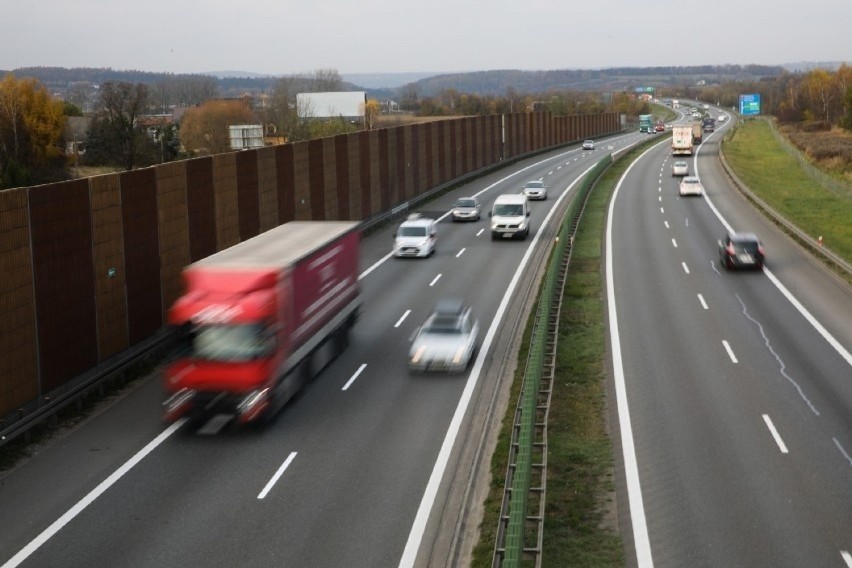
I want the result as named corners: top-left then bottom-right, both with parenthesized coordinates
top-left (471, 145), bottom-right (655, 567)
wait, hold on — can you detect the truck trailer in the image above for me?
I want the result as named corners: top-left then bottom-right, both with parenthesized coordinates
top-left (691, 122), bottom-right (703, 145)
top-left (671, 125), bottom-right (694, 155)
top-left (163, 221), bottom-right (361, 425)
top-left (639, 114), bottom-right (654, 133)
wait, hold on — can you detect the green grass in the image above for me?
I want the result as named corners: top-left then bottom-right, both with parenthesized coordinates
top-left (724, 119), bottom-right (852, 264)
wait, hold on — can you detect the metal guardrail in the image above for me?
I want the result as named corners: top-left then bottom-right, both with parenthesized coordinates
top-left (494, 156), bottom-right (613, 567)
top-left (0, 331), bottom-right (176, 449)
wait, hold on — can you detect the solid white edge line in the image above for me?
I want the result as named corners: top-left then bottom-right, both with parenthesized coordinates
top-left (607, 141), bottom-right (668, 567)
top-left (699, 145), bottom-right (852, 369)
top-left (1, 419), bottom-right (187, 568)
top-left (342, 363), bottom-right (367, 392)
top-left (722, 340), bottom-right (739, 363)
top-left (257, 452), bottom-right (298, 499)
top-left (394, 309), bottom-right (411, 328)
top-left (397, 162), bottom-right (600, 568)
top-left (762, 415), bottom-right (789, 454)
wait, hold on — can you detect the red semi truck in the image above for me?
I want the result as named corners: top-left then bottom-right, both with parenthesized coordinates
top-left (163, 221), bottom-right (361, 425)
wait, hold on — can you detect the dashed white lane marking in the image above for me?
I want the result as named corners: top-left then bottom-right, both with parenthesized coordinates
top-left (429, 274), bottom-right (442, 287)
top-left (394, 310), bottom-right (411, 328)
top-left (697, 294), bottom-right (708, 310)
top-left (682, 262), bottom-right (690, 274)
top-left (722, 340), bottom-right (738, 363)
top-left (258, 452), bottom-right (298, 499)
top-left (762, 415), bottom-right (789, 454)
top-left (342, 363), bottom-right (367, 391)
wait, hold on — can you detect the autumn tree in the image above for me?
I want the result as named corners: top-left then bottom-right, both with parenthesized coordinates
top-left (363, 98), bottom-right (381, 130)
top-left (179, 99), bottom-right (257, 156)
top-left (0, 73), bottom-right (67, 188)
top-left (87, 81), bottom-right (151, 170)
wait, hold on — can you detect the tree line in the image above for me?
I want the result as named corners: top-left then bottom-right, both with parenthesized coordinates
top-left (2, 65), bottom-right (849, 190)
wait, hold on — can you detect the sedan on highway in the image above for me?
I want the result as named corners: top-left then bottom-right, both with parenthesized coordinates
top-left (671, 161), bottom-right (689, 177)
top-left (678, 176), bottom-right (703, 196)
top-left (582, 140), bottom-right (595, 150)
top-left (408, 299), bottom-right (479, 373)
top-left (719, 232), bottom-right (765, 270)
top-left (522, 180), bottom-right (548, 200)
top-left (451, 197), bottom-right (481, 221)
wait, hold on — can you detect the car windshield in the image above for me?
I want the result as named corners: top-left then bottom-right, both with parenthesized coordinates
top-left (675, 162), bottom-right (686, 167)
top-left (683, 178), bottom-right (699, 184)
top-left (192, 324), bottom-right (274, 362)
top-left (399, 226), bottom-right (427, 237)
top-left (456, 199), bottom-right (476, 207)
top-left (493, 204), bottom-right (524, 216)
top-left (424, 315), bottom-right (465, 334)
top-left (525, 181), bottom-right (543, 188)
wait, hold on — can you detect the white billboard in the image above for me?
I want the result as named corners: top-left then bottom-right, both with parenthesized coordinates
top-left (296, 92), bottom-right (366, 119)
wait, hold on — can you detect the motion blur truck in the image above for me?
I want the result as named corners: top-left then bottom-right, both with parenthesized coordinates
top-left (671, 125), bottom-right (694, 155)
top-left (163, 221), bottom-right (361, 425)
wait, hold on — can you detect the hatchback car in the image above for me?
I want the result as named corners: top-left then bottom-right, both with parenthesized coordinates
top-left (671, 161), bottom-right (689, 177)
top-left (718, 232), bottom-right (765, 270)
top-left (678, 176), bottom-right (703, 196)
top-left (582, 140), bottom-right (595, 150)
top-left (408, 299), bottom-right (479, 373)
top-left (393, 214), bottom-right (437, 258)
top-left (451, 197), bottom-right (481, 221)
top-left (522, 180), bottom-right (548, 200)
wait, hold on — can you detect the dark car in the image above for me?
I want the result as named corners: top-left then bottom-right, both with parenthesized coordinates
top-left (718, 232), bottom-right (765, 270)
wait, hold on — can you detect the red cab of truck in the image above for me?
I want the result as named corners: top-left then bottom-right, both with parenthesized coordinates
top-left (163, 221), bottom-right (361, 425)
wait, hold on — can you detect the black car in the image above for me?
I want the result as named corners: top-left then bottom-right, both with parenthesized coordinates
top-left (718, 232), bottom-right (765, 270)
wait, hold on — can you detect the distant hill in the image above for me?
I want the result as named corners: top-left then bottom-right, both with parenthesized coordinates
top-left (397, 65), bottom-right (788, 97)
top-left (7, 63), bottom-right (847, 103)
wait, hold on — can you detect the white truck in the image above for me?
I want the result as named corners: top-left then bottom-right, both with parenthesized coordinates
top-left (671, 125), bottom-right (693, 156)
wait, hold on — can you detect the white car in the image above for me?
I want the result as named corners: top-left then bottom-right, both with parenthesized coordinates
top-left (408, 299), bottom-right (479, 373)
top-left (582, 140), bottom-right (595, 150)
top-left (671, 161), bottom-right (689, 177)
top-left (718, 115), bottom-right (728, 123)
top-left (393, 214), bottom-right (437, 257)
top-left (678, 176), bottom-right (704, 196)
top-left (522, 180), bottom-right (548, 200)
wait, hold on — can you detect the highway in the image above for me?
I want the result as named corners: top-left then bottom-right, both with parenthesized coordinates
top-left (0, 129), bottom-right (648, 568)
top-left (3, 107), bottom-right (848, 567)
top-left (608, 107), bottom-right (852, 567)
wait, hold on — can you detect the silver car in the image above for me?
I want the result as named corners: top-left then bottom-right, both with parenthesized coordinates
top-left (582, 140), bottom-right (595, 150)
top-left (408, 299), bottom-right (479, 373)
top-left (671, 161), bottom-right (689, 177)
top-left (451, 196), bottom-right (481, 221)
top-left (522, 180), bottom-right (548, 200)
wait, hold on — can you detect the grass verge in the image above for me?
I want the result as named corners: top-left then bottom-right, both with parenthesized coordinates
top-left (723, 119), bottom-right (852, 263)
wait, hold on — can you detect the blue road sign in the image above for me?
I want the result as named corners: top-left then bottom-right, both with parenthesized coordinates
top-left (739, 94), bottom-right (761, 115)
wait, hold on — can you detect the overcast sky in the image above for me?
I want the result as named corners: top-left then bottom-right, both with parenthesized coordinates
top-left (2, 0), bottom-right (849, 78)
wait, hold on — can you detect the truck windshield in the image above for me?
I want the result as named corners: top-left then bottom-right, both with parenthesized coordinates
top-left (192, 324), bottom-right (274, 362)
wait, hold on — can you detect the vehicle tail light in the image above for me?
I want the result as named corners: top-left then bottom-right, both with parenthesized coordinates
top-left (758, 245), bottom-right (765, 256)
top-left (726, 244), bottom-right (736, 255)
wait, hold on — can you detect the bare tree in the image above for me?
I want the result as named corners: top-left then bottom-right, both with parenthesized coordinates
top-left (95, 81), bottom-right (149, 170)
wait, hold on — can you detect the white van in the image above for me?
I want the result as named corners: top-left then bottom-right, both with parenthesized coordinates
top-left (489, 194), bottom-right (530, 240)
